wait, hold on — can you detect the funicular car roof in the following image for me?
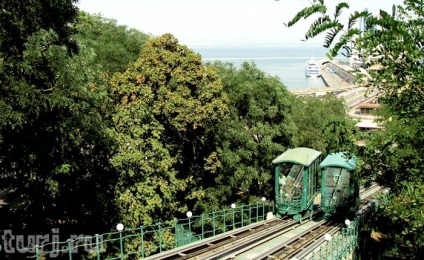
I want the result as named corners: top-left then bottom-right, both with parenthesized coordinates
top-left (319, 152), bottom-right (357, 170)
top-left (272, 147), bottom-right (321, 167)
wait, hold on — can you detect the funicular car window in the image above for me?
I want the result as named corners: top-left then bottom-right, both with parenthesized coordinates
top-left (279, 163), bottom-right (304, 202)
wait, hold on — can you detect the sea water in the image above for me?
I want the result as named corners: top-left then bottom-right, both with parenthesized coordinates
top-left (191, 46), bottom-right (328, 90)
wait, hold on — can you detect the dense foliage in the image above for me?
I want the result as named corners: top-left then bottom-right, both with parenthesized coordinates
top-left (75, 12), bottom-right (151, 75)
top-left (202, 61), bottom-right (296, 210)
top-left (0, 0), bottom-right (114, 236)
top-left (290, 94), bottom-right (356, 154)
top-left (358, 2), bottom-right (424, 257)
top-left (108, 33), bottom-right (228, 227)
top-left (1, 1), bottom-right (358, 258)
top-left (286, 0), bottom-right (424, 258)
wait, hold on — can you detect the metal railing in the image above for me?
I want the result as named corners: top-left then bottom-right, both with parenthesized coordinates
top-left (13, 201), bottom-right (274, 259)
top-left (308, 200), bottom-right (378, 259)
top-left (7, 198), bottom-right (379, 259)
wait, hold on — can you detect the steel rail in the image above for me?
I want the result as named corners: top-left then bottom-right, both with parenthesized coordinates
top-left (145, 218), bottom-right (285, 260)
top-left (290, 185), bottom-right (382, 260)
top-left (266, 223), bottom-right (343, 260)
top-left (148, 186), bottom-right (381, 260)
top-left (248, 220), bottom-right (342, 260)
top-left (197, 213), bottom-right (323, 260)
top-left (291, 225), bottom-right (343, 260)
top-left (245, 186), bottom-right (380, 260)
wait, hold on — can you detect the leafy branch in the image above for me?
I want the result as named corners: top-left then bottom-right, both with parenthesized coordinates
top-left (285, 1), bottom-right (369, 58)
top-left (284, 3), bottom-right (327, 27)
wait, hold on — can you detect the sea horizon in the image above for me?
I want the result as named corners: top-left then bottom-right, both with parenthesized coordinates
top-left (191, 46), bottom-right (330, 90)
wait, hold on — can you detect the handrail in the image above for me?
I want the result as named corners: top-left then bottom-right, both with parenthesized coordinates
top-left (14, 201), bottom-right (274, 259)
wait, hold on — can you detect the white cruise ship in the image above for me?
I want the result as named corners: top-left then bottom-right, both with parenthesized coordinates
top-left (305, 58), bottom-right (322, 77)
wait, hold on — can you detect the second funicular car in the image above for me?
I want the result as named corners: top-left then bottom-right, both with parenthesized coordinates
top-left (319, 152), bottom-right (359, 220)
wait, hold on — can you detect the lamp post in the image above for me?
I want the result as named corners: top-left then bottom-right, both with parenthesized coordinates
top-left (371, 199), bottom-right (377, 212)
top-left (357, 209), bottom-right (363, 223)
top-left (324, 233), bottom-right (333, 258)
top-left (231, 203), bottom-right (236, 229)
top-left (343, 219), bottom-right (352, 252)
top-left (345, 219), bottom-right (351, 227)
top-left (186, 211), bottom-right (193, 243)
top-left (261, 197), bottom-right (266, 220)
top-left (116, 223), bottom-right (124, 260)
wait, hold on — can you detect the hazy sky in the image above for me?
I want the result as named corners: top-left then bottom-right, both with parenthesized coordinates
top-left (77, 0), bottom-right (404, 48)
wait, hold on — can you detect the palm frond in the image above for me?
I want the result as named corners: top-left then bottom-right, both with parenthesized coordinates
top-left (305, 19), bottom-right (341, 41)
top-left (285, 4), bottom-right (327, 27)
top-left (348, 11), bottom-right (370, 30)
top-left (366, 10), bottom-right (398, 32)
top-left (327, 28), bottom-right (361, 58)
top-left (324, 26), bottom-right (344, 48)
top-left (334, 2), bottom-right (349, 20)
top-left (342, 45), bottom-right (352, 56)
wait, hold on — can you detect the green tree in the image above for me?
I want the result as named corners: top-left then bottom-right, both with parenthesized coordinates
top-left (290, 94), bottom-right (356, 154)
top-left (108, 34), bottom-right (228, 228)
top-left (0, 0), bottom-right (78, 56)
top-left (0, 0), bottom-right (114, 236)
top-left (286, 0), bottom-right (424, 257)
top-left (341, 3), bottom-right (424, 257)
top-left (200, 61), bottom-right (296, 210)
top-left (75, 11), bottom-right (151, 75)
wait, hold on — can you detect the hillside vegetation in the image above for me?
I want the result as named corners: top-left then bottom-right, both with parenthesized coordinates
top-left (1, 0), bottom-right (359, 257)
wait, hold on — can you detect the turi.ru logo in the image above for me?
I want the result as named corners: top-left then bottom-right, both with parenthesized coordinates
top-left (1, 229), bottom-right (103, 257)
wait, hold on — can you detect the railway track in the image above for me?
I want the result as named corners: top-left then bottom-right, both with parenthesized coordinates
top-left (359, 184), bottom-right (380, 200)
top-left (193, 214), bottom-right (324, 260)
top-left (248, 221), bottom-right (342, 260)
top-left (145, 213), bottom-right (321, 260)
top-left (287, 186), bottom-right (381, 260)
top-left (238, 186), bottom-right (381, 260)
top-left (240, 185), bottom-right (381, 260)
top-left (147, 186), bottom-right (381, 260)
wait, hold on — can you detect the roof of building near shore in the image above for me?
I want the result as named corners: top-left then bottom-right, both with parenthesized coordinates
top-left (355, 120), bottom-right (383, 129)
top-left (368, 64), bottom-right (384, 70)
top-left (358, 103), bottom-right (380, 109)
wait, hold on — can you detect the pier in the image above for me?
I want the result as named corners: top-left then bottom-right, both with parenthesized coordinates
top-left (288, 59), bottom-right (382, 133)
top-left (289, 59), bottom-right (356, 96)
top-left (290, 85), bottom-right (353, 96)
top-left (289, 59), bottom-right (380, 110)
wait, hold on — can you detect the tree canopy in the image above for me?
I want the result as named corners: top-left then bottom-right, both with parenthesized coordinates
top-left (200, 61), bottom-right (296, 210)
top-left (75, 12), bottom-right (151, 75)
top-left (0, 0), bottom-right (113, 235)
top-left (0, 1), bottom-right (375, 258)
top-left (108, 33), bottom-right (228, 227)
top-left (290, 94), bottom-right (356, 154)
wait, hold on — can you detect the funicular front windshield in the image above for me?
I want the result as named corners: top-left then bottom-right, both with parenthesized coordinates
top-left (278, 163), bottom-right (304, 203)
top-left (324, 167), bottom-right (350, 207)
